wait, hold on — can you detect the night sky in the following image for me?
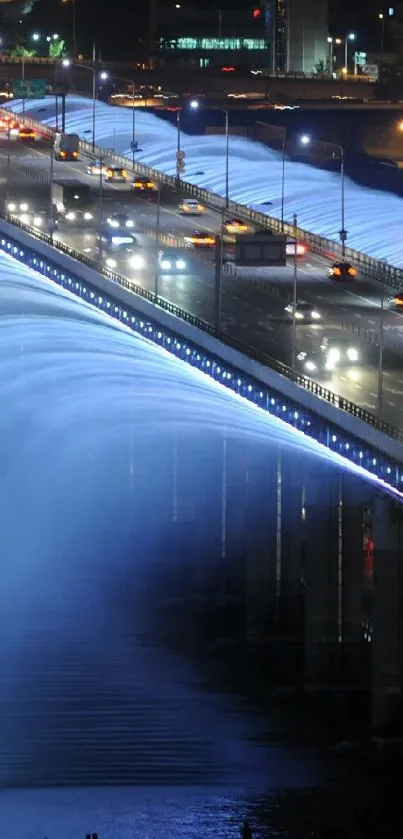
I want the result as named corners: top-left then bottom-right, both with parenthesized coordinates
top-left (20, 0), bottom-right (387, 59)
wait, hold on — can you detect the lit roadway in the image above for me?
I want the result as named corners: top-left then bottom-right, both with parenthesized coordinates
top-left (3, 134), bottom-right (403, 430)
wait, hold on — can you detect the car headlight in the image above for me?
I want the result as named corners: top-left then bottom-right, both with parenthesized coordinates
top-left (160, 259), bottom-right (171, 270)
top-left (20, 203), bottom-right (28, 212)
top-left (311, 311), bottom-right (321, 319)
top-left (84, 212), bottom-right (93, 221)
top-left (295, 312), bottom-right (304, 320)
top-left (327, 348), bottom-right (340, 363)
top-left (325, 360), bottom-right (336, 371)
top-left (125, 220), bottom-right (134, 228)
top-left (347, 348), bottom-right (359, 362)
top-left (7, 202), bottom-right (16, 212)
top-left (108, 219), bottom-right (119, 228)
top-left (305, 361), bottom-right (317, 372)
top-left (20, 213), bottom-right (29, 224)
top-left (105, 257), bottom-right (117, 269)
top-left (176, 259), bottom-right (186, 270)
top-left (130, 254), bottom-right (145, 269)
top-left (33, 216), bottom-right (42, 226)
top-left (65, 212), bottom-right (76, 220)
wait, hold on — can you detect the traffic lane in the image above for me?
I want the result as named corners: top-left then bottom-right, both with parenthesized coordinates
top-left (9, 139), bottom-right (225, 238)
top-left (55, 226), bottom-right (217, 318)
top-left (4, 146), bottom-right (403, 424)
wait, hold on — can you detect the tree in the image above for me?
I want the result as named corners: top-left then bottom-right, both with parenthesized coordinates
top-left (314, 59), bottom-right (326, 74)
top-left (49, 38), bottom-right (67, 58)
top-left (9, 45), bottom-right (37, 57)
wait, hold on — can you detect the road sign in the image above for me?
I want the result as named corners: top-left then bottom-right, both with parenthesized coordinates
top-left (235, 233), bottom-right (286, 267)
top-left (131, 140), bottom-right (138, 151)
top-left (12, 79), bottom-right (46, 100)
top-left (176, 149), bottom-right (185, 161)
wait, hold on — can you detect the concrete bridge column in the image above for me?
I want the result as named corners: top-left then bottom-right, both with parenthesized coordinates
top-left (303, 463), bottom-right (342, 689)
top-left (279, 451), bottom-right (305, 635)
top-left (341, 477), bottom-right (368, 689)
top-left (371, 495), bottom-right (403, 733)
top-left (244, 447), bottom-right (280, 644)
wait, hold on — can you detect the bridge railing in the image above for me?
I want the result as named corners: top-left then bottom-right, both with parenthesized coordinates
top-left (5, 103), bottom-right (402, 294)
top-left (2, 206), bottom-right (403, 446)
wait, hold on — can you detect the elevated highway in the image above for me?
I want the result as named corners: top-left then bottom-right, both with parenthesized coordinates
top-left (3, 130), bottom-right (403, 433)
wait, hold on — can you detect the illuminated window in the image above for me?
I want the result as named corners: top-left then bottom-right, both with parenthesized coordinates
top-left (162, 36), bottom-right (266, 50)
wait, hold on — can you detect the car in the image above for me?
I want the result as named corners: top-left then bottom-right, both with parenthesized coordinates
top-left (106, 212), bottom-right (134, 229)
top-left (132, 176), bottom-right (157, 192)
top-left (87, 162), bottom-right (108, 177)
top-left (18, 126), bottom-right (36, 141)
top-left (286, 239), bottom-right (308, 257)
top-left (284, 301), bottom-right (322, 322)
top-left (184, 230), bottom-right (216, 247)
top-left (223, 218), bottom-right (248, 234)
top-left (6, 199), bottom-right (30, 215)
top-left (327, 261), bottom-right (357, 280)
top-left (104, 165), bottom-right (127, 182)
top-left (388, 293), bottom-right (403, 310)
top-left (297, 336), bottom-right (361, 377)
top-left (158, 249), bottom-right (188, 272)
top-left (180, 198), bottom-right (204, 215)
top-left (18, 208), bottom-right (49, 228)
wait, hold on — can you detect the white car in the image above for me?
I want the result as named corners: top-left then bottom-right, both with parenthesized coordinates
top-left (284, 301), bottom-right (321, 322)
top-left (286, 239), bottom-right (307, 257)
top-left (180, 198), bottom-right (204, 215)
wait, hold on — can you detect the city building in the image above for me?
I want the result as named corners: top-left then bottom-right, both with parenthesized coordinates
top-left (268, 0), bottom-right (328, 73)
top-left (153, 0), bottom-right (328, 73)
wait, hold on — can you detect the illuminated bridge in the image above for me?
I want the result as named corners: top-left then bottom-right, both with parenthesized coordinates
top-left (1, 204), bottom-right (403, 789)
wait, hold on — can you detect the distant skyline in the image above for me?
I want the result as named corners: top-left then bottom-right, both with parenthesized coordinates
top-left (4, 0), bottom-right (392, 59)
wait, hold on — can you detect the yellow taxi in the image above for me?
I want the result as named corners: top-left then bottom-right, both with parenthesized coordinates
top-left (18, 126), bottom-right (36, 141)
top-left (389, 293), bottom-right (403, 310)
top-left (104, 165), bottom-right (127, 182)
top-left (132, 176), bottom-right (157, 192)
top-left (224, 217), bottom-right (248, 234)
top-left (326, 261), bottom-right (357, 281)
top-left (184, 230), bottom-right (216, 247)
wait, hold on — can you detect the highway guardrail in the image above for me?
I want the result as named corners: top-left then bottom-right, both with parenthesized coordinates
top-left (2, 205), bottom-right (403, 447)
top-left (4, 104), bottom-right (402, 295)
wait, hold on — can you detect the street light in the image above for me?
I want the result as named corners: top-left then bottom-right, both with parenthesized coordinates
top-left (62, 0), bottom-right (77, 59)
top-left (327, 36), bottom-right (334, 71)
top-left (299, 134), bottom-right (346, 257)
top-left (189, 102), bottom-right (229, 204)
top-left (344, 32), bottom-right (355, 73)
top-left (32, 32), bottom-right (40, 41)
top-left (62, 57), bottom-right (70, 67)
top-left (379, 13), bottom-right (385, 79)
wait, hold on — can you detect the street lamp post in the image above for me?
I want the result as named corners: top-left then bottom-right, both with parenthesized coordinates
top-left (92, 41), bottom-right (96, 153)
top-left (300, 134), bottom-right (346, 256)
top-left (379, 13), bottom-right (385, 80)
top-left (344, 33), bottom-right (355, 73)
top-left (378, 272), bottom-right (384, 416)
top-left (292, 212), bottom-right (298, 372)
top-left (189, 100), bottom-right (229, 205)
top-left (327, 36), bottom-right (333, 72)
top-left (281, 130), bottom-right (286, 231)
top-left (131, 81), bottom-right (136, 172)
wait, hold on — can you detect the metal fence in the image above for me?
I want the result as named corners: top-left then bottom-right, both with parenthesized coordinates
top-left (2, 206), bottom-right (403, 447)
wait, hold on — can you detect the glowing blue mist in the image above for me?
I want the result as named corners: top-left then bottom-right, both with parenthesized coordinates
top-left (0, 253), bottom-right (391, 786)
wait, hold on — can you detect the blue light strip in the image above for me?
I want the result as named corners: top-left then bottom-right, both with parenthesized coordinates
top-left (2, 234), bottom-right (402, 493)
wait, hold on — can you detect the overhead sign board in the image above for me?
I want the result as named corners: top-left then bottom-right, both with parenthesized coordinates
top-left (235, 233), bottom-right (286, 267)
top-left (12, 79), bottom-right (46, 100)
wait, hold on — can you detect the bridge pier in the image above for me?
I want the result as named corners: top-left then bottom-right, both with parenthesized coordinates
top-left (244, 446), bottom-right (280, 643)
top-left (303, 463), bottom-right (341, 689)
top-left (371, 495), bottom-right (403, 733)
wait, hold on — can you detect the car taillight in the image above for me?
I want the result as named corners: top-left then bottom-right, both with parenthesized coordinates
top-left (333, 268), bottom-right (341, 275)
top-left (348, 267), bottom-right (356, 276)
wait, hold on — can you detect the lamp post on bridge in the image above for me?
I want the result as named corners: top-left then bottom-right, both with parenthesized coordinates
top-left (299, 135), bottom-right (346, 257)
